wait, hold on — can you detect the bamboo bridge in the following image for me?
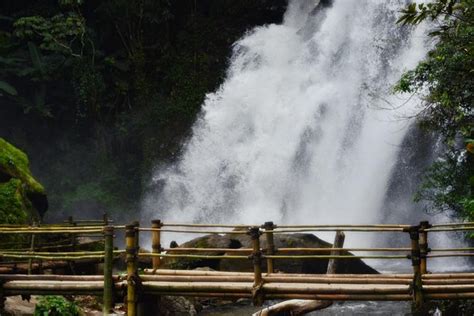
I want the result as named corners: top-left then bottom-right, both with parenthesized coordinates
top-left (0, 218), bottom-right (474, 315)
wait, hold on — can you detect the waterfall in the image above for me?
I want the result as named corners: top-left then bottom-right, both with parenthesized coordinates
top-left (142, 0), bottom-right (468, 269)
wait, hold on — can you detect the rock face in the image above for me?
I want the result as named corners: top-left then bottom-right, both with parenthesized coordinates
top-left (164, 232), bottom-right (378, 274)
top-left (0, 138), bottom-right (48, 223)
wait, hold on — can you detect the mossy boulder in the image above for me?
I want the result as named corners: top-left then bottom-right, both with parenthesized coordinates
top-left (0, 138), bottom-right (48, 223)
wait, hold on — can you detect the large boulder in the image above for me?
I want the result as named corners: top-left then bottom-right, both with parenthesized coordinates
top-left (164, 232), bottom-right (378, 274)
top-left (0, 138), bottom-right (48, 223)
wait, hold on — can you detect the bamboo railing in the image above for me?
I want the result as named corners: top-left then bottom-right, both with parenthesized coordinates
top-left (0, 219), bottom-right (474, 315)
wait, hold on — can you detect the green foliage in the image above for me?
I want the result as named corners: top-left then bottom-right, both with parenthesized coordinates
top-left (14, 13), bottom-right (86, 56)
top-left (397, 0), bottom-right (468, 26)
top-left (396, 0), bottom-right (474, 218)
top-left (415, 148), bottom-right (473, 217)
top-left (0, 179), bottom-right (30, 224)
top-left (0, 0), bottom-right (286, 219)
top-left (34, 296), bottom-right (80, 316)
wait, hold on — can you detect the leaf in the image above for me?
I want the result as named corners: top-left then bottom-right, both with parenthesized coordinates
top-left (0, 80), bottom-right (18, 95)
top-left (27, 41), bottom-right (45, 75)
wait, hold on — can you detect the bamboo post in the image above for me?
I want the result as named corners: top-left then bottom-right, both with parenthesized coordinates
top-left (151, 220), bottom-right (162, 271)
top-left (68, 216), bottom-right (77, 274)
top-left (419, 221), bottom-right (430, 274)
top-left (407, 225), bottom-right (424, 315)
top-left (133, 221), bottom-right (140, 250)
top-left (263, 222), bottom-right (275, 274)
top-left (103, 226), bottom-right (114, 314)
top-left (103, 213), bottom-right (109, 226)
top-left (327, 231), bottom-right (345, 274)
top-left (27, 221), bottom-right (37, 275)
top-left (248, 226), bottom-right (264, 306)
top-left (126, 224), bottom-right (139, 316)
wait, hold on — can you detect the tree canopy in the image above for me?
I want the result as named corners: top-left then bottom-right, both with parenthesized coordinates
top-left (396, 0), bottom-right (473, 218)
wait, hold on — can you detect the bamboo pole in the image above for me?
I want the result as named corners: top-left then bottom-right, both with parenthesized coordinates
top-left (407, 226), bottom-right (424, 315)
top-left (103, 226), bottom-right (114, 315)
top-left (151, 220), bottom-right (162, 271)
top-left (140, 281), bottom-right (409, 294)
top-left (424, 227), bottom-right (474, 232)
top-left (163, 223), bottom-right (252, 228)
top-left (0, 254), bottom-right (107, 260)
top-left (272, 228), bottom-right (405, 233)
top-left (427, 253), bottom-right (474, 258)
top-left (0, 275), bottom-right (110, 281)
top-left (263, 254), bottom-right (407, 260)
top-left (263, 222), bottom-right (275, 274)
top-left (248, 226), bottom-right (264, 306)
top-left (426, 292), bottom-right (474, 300)
top-left (0, 229), bottom-right (103, 234)
top-left (140, 275), bottom-right (413, 284)
top-left (419, 221), bottom-right (430, 274)
top-left (160, 247), bottom-right (411, 253)
top-left (139, 228), bottom-right (248, 234)
top-left (27, 221), bottom-right (37, 275)
top-left (264, 294), bottom-right (412, 301)
top-left (424, 273), bottom-right (474, 279)
top-left (141, 291), bottom-right (412, 301)
top-left (275, 224), bottom-right (412, 228)
top-left (126, 224), bottom-right (138, 316)
top-left (145, 269), bottom-right (412, 278)
top-left (0, 250), bottom-right (121, 255)
top-left (103, 213), bottom-right (109, 226)
top-left (139, 253), bottom-right (248, 259)
top-left (327, 231), bottom-right (345, 274)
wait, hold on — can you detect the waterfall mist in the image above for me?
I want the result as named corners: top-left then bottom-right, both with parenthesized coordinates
top-left (142, 0), bottom-right (469, 270)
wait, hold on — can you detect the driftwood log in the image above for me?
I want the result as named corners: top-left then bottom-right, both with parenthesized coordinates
top-left (253, 231), bottom-right (345, 316)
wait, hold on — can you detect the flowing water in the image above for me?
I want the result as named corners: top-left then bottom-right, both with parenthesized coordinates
top-left (143, 0), bottom-right (470, 312)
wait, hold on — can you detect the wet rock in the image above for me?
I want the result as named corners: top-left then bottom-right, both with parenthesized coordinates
top-left (164, 232), bottom-right (378, 274)
top-left (4, 295), bottom-right (37, 315)
top-left (159, 296), bottom-right (201, 316)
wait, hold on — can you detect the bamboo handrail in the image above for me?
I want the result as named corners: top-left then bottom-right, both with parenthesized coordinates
top-left (427, 253), bottom-right (474, 258)
top-left (162, 223), bottom-right (252, 228)
top-left (138, 252), bottom-right (408, 260)
top-left (0, 250), bottom-right (125, 256)
top-left (139, 228), bottom-right (248, 234)
top-left (263, 254), bottom-right (408, 259)
top-left (162, 247), bottom-right (412, 253)
top-left (0, 254), bottom-right (107, 260)
top-left (0, 229), bottom-right (104, 234)
top-left (272, 228), bottom-right (406, 233)
top-left (430, 248), bottom-right (474, 252)
top-left (139, 253), bottom-right (249, 259)
top-left (423, 227), bottom-right (474, 232)
top-left (139, 227), bottom-right (406, 234)
top-left (0, 226), bottom-right (106, 231)
top-left (275, 224), bottom-right (412, 228)
top-left (430, 222), bottom-right (474, 228)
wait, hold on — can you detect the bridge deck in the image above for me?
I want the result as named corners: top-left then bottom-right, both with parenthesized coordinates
top-left (1, 271), bottom-right (473, 301)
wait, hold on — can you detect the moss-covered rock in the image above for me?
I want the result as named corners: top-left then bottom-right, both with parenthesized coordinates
top-left (0, 179), bottom-right (30, 224)
top-left (0, 138), bottom-right (48, 222)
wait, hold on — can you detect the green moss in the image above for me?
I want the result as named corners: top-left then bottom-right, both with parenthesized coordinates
top-left (0, 179), bottom-right (29, 224)
top-left (0, 138), bottom-right (47, 223)
top-left (0, 138), bottom-right (45, 195)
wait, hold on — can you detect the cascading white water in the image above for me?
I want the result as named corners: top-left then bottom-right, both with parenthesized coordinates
top-left (143, 0), bottom-right (468, 269)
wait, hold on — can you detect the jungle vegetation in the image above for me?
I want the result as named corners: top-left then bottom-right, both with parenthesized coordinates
top-left (396, 0), bottom-right (473, 220)
top-left (0, 0), bottom-right (286, 220)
